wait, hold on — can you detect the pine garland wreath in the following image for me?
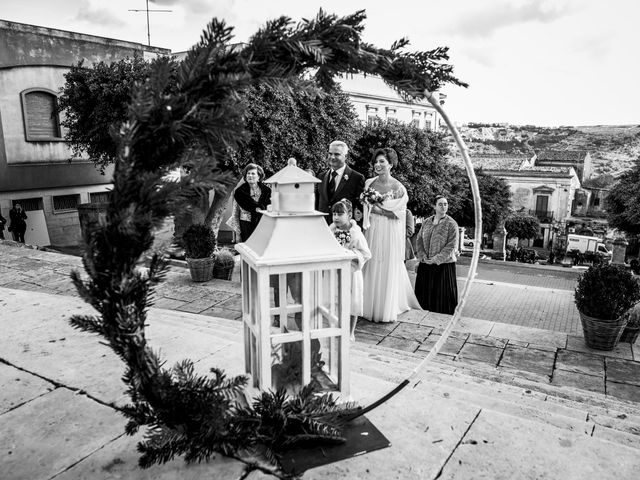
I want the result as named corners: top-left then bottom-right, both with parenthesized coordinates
top-left (67, 9), bottom-right (465, 477)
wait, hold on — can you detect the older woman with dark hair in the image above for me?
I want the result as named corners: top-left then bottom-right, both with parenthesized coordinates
top-left (414, 195), bottom-right (459, 314)
top-left (361, 147), bottom-right (420, 323)
top-left (233, 163), bottom-right (272, 242)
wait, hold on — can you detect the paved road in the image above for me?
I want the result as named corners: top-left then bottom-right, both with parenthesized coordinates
top-left (406, 257), bottom-right (581, 334)
top-left (456, 256), bottom-right (579, 291)
top-left (2, 242), bottom-right (582, 334)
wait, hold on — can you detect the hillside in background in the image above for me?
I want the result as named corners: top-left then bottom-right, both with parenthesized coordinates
top-left (452, 124), bottom-right (640, 177)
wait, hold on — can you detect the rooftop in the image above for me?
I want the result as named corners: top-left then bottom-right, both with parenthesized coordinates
top-left (536, 150), bottom-right (590, 162)
top-left (450, 153), bottom-right (532, 171)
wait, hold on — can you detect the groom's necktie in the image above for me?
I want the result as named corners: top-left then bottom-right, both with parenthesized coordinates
top-left (328, 170), bottom-right (338, 198)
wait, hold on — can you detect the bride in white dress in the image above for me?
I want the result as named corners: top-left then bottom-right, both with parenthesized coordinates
top-left (362, 148), bottom-right (421, 323)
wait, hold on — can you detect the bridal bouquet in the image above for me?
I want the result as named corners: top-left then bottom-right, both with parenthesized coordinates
top-left (333, 229), bottom-right (351, 247)
top-left (360, 187), bottom-right (390, 206)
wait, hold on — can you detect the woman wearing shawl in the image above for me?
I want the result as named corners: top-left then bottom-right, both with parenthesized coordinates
top-left (229, 163), bottom-right (271, 242)
top-left (361, 148), bottom-right (421, 323)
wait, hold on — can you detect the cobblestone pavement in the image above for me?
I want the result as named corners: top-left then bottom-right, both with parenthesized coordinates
top-left (406, 258), bottom-right (581, 334)
top-left (1, 241), bottom-right (639, 404)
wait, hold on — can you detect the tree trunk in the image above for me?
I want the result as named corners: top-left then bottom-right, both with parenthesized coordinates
top-left (172, 192), bottom-right (209, 248)
top-left (205, 175), bottom-right (239, 242)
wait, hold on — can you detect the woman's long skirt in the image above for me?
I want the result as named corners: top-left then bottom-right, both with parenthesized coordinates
top-left (414, 262), bottom-right (458, 315)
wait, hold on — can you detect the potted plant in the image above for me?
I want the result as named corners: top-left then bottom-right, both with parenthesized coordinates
top-left (619, 302), bottom-right (640, 344)
top-left (212, 247), bottom-right (236, 280)
top-left (574, 263), bottom-right (640, 350)
top-left (182, 223), bottom-right (216, 282)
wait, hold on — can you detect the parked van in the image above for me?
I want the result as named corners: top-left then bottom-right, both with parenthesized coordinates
top-left (565, 234), bottom-right (611, 257)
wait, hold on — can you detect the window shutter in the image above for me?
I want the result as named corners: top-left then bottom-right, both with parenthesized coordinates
top-left (24, 92), bottom-right (60, 139)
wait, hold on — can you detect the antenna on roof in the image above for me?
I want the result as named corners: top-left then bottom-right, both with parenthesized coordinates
top-left (128, 0), bottom-right (172, 46)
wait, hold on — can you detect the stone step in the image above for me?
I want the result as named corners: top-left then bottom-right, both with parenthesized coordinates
top-left (148, 307), bottom-right (640, 449)
top-left (351, 340), bottom-right (640, 448)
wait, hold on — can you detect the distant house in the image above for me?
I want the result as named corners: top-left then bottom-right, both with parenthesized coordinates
top-left (534, 150), bottom-right (592, 182)
top-left (336, 73), bottom-right (443, 130)
top-left (0, 20), bottom-right (168, 246)
top-left (452, 153), bottom-right (581, 248)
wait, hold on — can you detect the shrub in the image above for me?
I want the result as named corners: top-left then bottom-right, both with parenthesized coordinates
top-left (214, 247), bottom-right (235, 267)
top-left (574, 263), bottom-right (640, 319)
top-left (621, 302), bottom-right (640, 328)
top-left (183, 224), bottom-right (216, 259)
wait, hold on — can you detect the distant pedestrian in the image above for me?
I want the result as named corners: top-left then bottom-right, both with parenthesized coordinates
top-left (0, 209), bottom-right (6, 240)
top-left (8, 203), bottom-right (27, 243)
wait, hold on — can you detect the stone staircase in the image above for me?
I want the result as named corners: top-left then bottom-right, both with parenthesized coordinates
top-left (153, 308), bottom-right (640, 455)
top-left (351, 341), bottom-right (640, 452)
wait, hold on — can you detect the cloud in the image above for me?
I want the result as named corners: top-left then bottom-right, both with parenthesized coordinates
top-left (459, 45), bottom-right (496, 68)
top-left (443, 0), bottom-right (574, 39)
top-left (571, 32), bottom-right (612, 62)
top-left (150, 0), bottom-right (210, 14)
top-left (74, 2), bottom-right (125, 28)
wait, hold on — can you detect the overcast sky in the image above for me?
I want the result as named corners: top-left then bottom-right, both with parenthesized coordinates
top-left (3, 0), bottom-right (639, 127)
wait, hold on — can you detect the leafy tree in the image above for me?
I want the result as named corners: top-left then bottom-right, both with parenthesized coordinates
top-left (350, 119), bottom-right (454, 217)
top-left (66, 9), bottom-right (466, 474)
top-left (504, 211), bottom-right (540, 240)
top-left (582, 173), bottom-right (615, 189)
top-left (605, 159), bottom-right (640, 235)
top-left (236, 83), bottom-right (360, 175)
top-left (454, 170), bottom-right (511, 234)
top-left (58, 55), bottom-right (165, 173)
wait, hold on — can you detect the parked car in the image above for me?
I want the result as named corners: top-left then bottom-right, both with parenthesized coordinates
top-left (461, 236), bottom-right (476, 251)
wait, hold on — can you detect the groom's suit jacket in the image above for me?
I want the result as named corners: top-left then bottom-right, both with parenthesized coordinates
top-left (316, 165), bottom-right (365, 224)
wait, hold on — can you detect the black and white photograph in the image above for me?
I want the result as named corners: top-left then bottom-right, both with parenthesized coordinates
top-left (1, 1), bottom-right (639, 479)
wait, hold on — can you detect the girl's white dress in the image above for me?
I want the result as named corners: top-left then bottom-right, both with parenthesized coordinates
top-left (361, 177), bottom-right (421, 322)
top-left (330, 220), bottom-right (371, 316)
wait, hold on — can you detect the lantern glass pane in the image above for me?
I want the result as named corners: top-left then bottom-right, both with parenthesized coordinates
top-left (270, 314), bottom-right (281, 333)
top-left (271, 339), bottom-right (303, 393)
top-left (269, 273), bottom-right (303, 332)
top-left (318, 269), bottom-right (341, 328)
top-left (269, 274), bottom-right (280, 308)
top-left (242, 261), bottom-right (250, 313)
top-left (250, 267), bottom-right (259, 325)
top-left (286, 272), bottom-right (302, 305)
top-left (250, 331), bottom-right (259, 388)
top-left (310, 336), bottom-right (340, 392)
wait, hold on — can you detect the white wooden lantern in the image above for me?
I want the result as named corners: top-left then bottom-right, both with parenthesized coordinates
top-left (235, 161), bottom-right (356, 397)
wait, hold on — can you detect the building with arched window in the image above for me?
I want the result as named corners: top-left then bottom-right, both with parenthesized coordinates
top-left (0, 20), bottom-right (168, 247)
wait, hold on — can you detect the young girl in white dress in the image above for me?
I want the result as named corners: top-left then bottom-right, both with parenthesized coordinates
top-left (329, 199), bottom-right (372, 340)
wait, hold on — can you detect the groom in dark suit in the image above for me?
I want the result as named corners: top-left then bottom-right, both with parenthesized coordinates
top-left (316, 140), bottom-right (365, 224)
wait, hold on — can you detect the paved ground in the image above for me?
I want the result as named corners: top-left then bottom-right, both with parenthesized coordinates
top-left (2, 286), bottom-right (640, 479)
top-left (0, 240), bottom-right (638, 404)
top-left (3, 241), bottom-right (582, 333)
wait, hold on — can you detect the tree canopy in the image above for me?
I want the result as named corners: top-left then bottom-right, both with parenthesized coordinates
top-left (504, 211), bottom-right (540, 240)
top-left (236, 83), bottom-right (359, 175)
top-left (454, 170), bottom-right (512, 234)
top-left (350, 118), bottom-right (453, 217)
top-left (350, 121), bottom-right (510, 226)
top-left (58, 55), bottom-right (162, 172)
top-left (605, 159), bottom-right (640, 235)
